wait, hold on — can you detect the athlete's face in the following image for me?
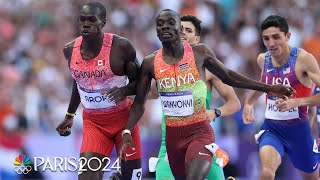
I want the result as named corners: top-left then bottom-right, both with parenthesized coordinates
top-left (262, 27), bottom-right (291, 58)
top-left (156, 11), bottom-right (181, 43)
top-left (78, 5), bottom-right (105, 38)
top-left (180, 21), bottom-right (200, 44)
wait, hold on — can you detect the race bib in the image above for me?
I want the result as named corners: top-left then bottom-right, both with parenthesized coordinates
top-left (159, 91), bottom-right (194, 116)
top-left (78, 85), bottom-right (115, 109)
top-left (265, 98), bottom-right (299, 120)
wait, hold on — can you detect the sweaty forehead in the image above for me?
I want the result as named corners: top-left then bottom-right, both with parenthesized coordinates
top-left (262, 27), bottom-right (283, 36)
top-left (80, 5), bottom-right (100, 16)
top-left (181, 21), bottom-right (195, 30)
top-left (157, 10), bottom-right (180, 21)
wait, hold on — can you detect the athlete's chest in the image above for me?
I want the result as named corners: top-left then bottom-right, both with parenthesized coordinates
top-left (156, 61), bottom-right (198, 89)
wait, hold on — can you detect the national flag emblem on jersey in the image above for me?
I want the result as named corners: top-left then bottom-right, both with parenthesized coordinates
top-left (179, 62), bottom-right (189, 71)
top-left (283, 67), bottom-right (290, 74)
top-left (97, 60), bottom-right (105, 66)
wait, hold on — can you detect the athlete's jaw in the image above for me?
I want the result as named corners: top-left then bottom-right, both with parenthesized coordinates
top-left (180, 35), bottom-right (187, 43)
top-left (81, 29), bottom-right (91, 36)
top-left (268, 47), bottom-right (278, 54)
top-left (160, 31), bottom-right (174, 40)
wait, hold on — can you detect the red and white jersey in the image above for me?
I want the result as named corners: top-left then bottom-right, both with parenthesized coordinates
top-left (69, 33), bottom-right (132, 114)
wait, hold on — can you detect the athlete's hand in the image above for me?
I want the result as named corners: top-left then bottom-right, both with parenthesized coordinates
top-left (206, 109), bottom-right (216, 122)
top-left (267, 84), bottom-right (296, 98)
top-left (101, 87), bottom-right (125, 103)
top-left (56, 115), bottom-right (73, 136)
top-left (275, 96), bottom-right (300, 112)
top-left (242, 103), bottom-right (255, 124)
top-left (108, 171), bottom-right (122, 180)
top-left (119, 133), bottom-right (135, 163)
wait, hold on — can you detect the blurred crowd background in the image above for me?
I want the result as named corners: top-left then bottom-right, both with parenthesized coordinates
top-left (0, 0), bottom-right (319, 179)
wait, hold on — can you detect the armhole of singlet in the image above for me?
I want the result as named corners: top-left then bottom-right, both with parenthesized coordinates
top-left (154, 49), bottom-right (162, 80)
top-left (184, 43), bottom-right (203, 81)
top-left (103, 33), bottom-right (113, 47)
top-left (264, 52), bottom-right (271, 72)
top-left (70, 37), bottom-right (82, 67)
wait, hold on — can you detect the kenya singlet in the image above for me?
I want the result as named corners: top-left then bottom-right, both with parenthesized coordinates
top-left (154, 43), bottom-right (209, 126)
top-left (154, 43), bottom-right (214, 178)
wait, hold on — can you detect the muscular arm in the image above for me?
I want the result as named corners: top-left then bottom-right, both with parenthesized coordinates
top-left (244, 54), bottom-right (265, 106)
top-left (125, 55), bottom-right (154, 130)
top-left (277, 52), bottom-right (320, 111)
top-left (241, 53), bottom-right (266, 124)
top-left (207, 70), bottom-right (241, 116)
top-left (64, 42), bottom-right (80, 114)
top-left (120, 39), bottom-right (140, 96)
top-left (147, 79), bottom-right (160, 99)
top-left (199, 44), bottom-right (271, 93)
top-left (294, 53), bottom-right (320, 106)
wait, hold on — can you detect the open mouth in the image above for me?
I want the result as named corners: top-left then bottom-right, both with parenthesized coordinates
top-left (269, 48), bottom-right (278, 53)
top-left (82, 30), bottom-right (90, 35)
top-left (162, 32), bottom-right (172, 38)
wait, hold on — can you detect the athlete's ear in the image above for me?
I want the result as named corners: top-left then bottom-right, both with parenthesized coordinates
top-left (102, 19), bottom-right (106, 26)
top-left (285, 32), bottom-right (291, 42)
top-left (195, 36), bottom-right (200, 43)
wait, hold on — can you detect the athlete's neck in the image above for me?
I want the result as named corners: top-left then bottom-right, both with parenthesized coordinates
top-left (162, 41), bottom-right (184, 58)
top-left (272, 45), bottom-right (291, 66)
top-left (82, 33), bottom-right (104, 54)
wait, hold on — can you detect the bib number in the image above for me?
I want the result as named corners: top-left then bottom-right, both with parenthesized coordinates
top-left (160, 91), bottom-right (194, 116)
top-left (78, 85), bottom-right (115, 109)
top-left (265, 99), bottom-right (299, 120)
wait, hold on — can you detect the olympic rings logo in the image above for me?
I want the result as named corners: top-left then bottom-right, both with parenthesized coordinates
top-left (13, 165), bottom-right (32, 174)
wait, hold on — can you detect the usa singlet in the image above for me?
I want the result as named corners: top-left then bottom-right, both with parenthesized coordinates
top-left (258, 47), bottom-right (317, 173)
top-left (261, 47), bottom-right (311, 121)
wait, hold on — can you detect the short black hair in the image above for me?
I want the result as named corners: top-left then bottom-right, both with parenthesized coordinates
top-left (261, 15), bottom-right (289, 34)
top-left (85, 2), bottom-right (106, 20)
top-left (156, 9), bottom-right (180, 21)
top-left (180, 14), bottom-right (202, 36)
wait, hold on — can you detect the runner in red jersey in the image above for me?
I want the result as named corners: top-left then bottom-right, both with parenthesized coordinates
top-left (56, 2), bottom-right (141, 180)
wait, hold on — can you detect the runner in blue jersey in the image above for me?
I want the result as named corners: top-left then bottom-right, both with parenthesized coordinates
top-left (243, 15), bottom-right (320, 180)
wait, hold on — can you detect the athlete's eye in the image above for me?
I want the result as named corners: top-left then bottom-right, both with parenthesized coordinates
top-left (79, 17), bottom-right (85, 22)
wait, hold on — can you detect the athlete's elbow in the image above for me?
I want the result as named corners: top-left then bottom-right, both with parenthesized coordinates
top-left (234, 100), bottom-right (241, 112)
top-left (131, 102), bottom-right (145, 116)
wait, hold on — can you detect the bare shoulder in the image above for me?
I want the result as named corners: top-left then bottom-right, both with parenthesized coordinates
top-left (256, 53), bottom-right (265, 69)
top-left (64, 40), bottom-right (75, 54)
top-left (63, 40), bottom-right (75, 60)
top-left (139, 52), bottom-right (157, 77)
top-left (297, 48), bottom-right (316, 61)
top-left (112, 34), bottom-right (136, 61)
top-left (112, 34), bottom-right (134, 49)
top-left (143, 51), bottom-right (157, 64)
top-left (296, 48), bottom-right (318, 71)
top-left (191, 43), bottom-right (212, 54)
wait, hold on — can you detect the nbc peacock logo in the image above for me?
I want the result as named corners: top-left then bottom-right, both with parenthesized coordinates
top-left (13, 154), bottom-right (32, 174)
